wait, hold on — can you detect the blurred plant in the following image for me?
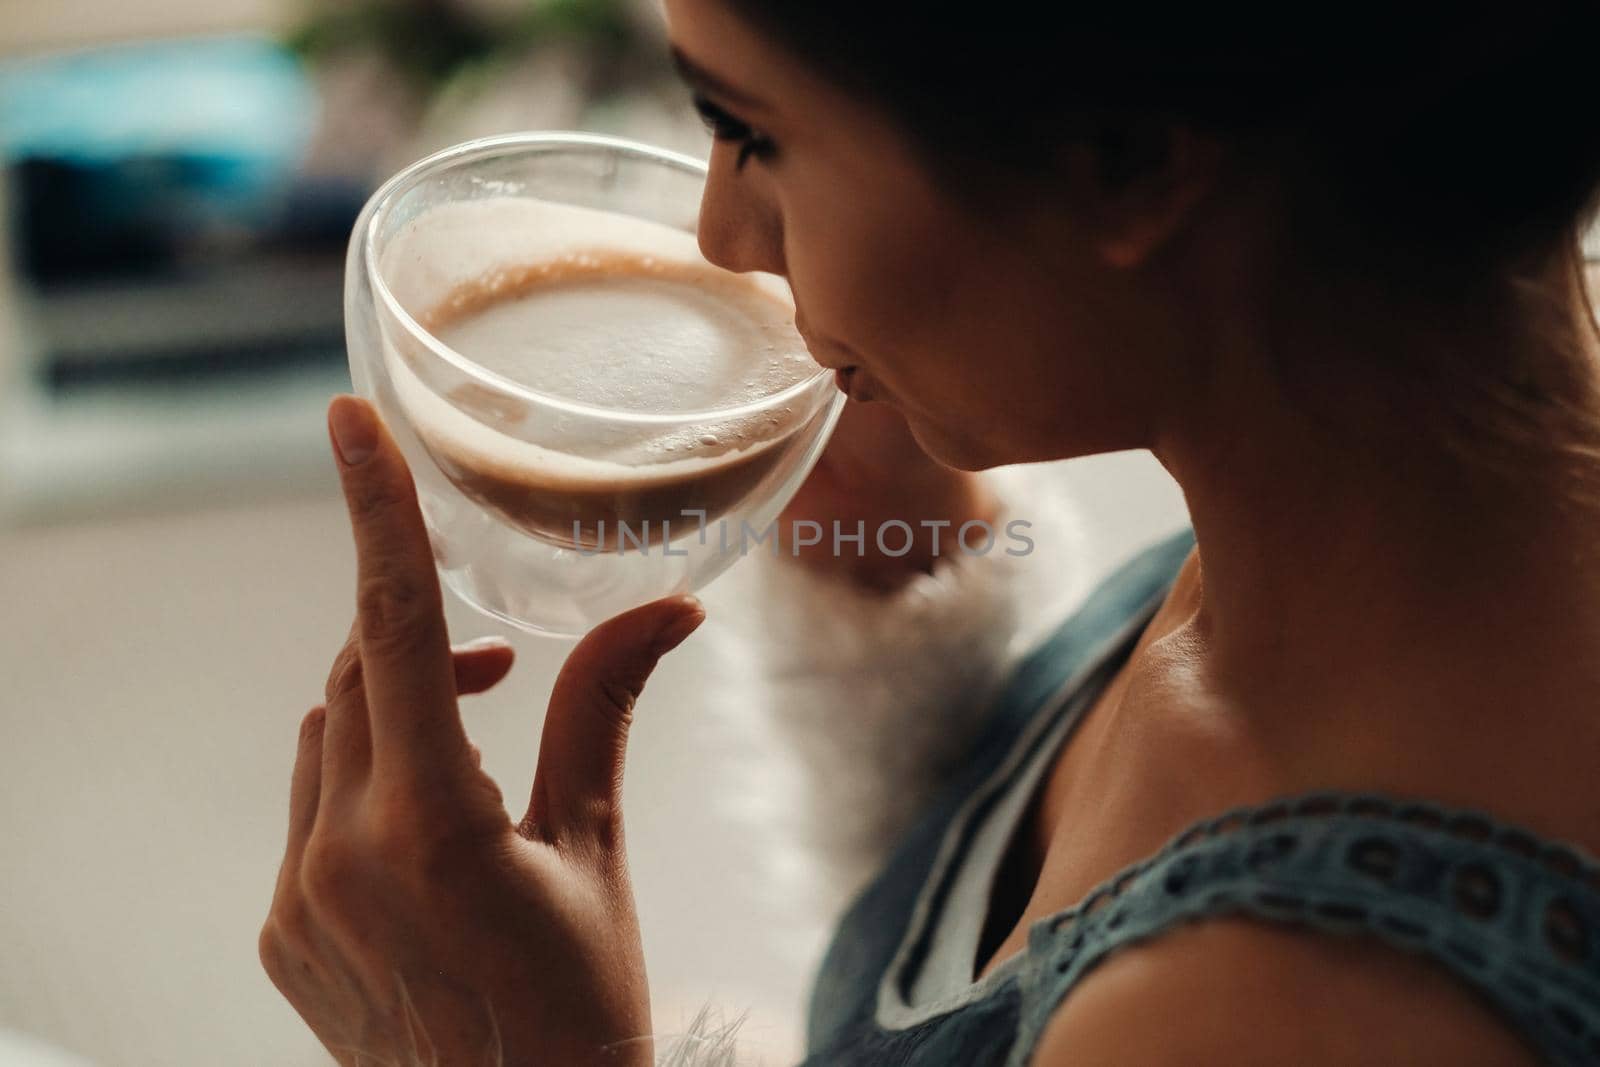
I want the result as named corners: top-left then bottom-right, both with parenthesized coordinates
top-left (287, 0), bottom-right (656, 99)
top-left (285, 0), bottom-right (699, 179)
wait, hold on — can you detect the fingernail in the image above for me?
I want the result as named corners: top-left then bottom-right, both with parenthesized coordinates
top-left (328, 396), bottom-right (377, 466)
top-left (650, 597), bottom-right (706, 656)
top-left (458, 635), bottom-right (511, 652)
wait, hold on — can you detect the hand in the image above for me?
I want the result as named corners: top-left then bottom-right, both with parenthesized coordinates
top-left (778, 399), bottom-right (999, 590)
top-left (259, 395), bottom-right (705, 1067)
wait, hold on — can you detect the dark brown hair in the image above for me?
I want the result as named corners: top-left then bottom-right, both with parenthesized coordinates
top-left (726, 2), bottom-right (1600, 277)
top-left (724, 2), bottom-right (1600, 490)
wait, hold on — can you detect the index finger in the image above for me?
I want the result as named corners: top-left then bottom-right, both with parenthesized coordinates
top-left (327, 395), bottom-right (467, 778)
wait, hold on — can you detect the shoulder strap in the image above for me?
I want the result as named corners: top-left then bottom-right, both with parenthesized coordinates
top-left (1008, 791), bottom-right (1600, 1066)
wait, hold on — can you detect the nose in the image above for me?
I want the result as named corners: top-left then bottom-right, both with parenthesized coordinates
top-left (696, 146), bottom-right (786, 277)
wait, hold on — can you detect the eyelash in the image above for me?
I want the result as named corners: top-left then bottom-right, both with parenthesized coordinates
top-left (691, 93), bottom-right (776, 172)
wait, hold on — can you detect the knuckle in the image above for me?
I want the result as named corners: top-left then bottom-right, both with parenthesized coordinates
top-left (300, 834), bottom-right (362, 913)
top-left (270, 898), bottom-right (313, 949)
top-left (299, 706), bottom-right (327, 745)
top-left (595, 678), bottom-right (641, 722)
top-left (258, 921), bottom-right (291, 984)
top-left (323, 643), bottom-right (363, 704)
top-left (356, 574), bottom-right (433, 646)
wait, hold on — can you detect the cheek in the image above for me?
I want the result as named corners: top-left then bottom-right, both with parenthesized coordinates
top-left (782, 186), bottom-right (973, 382)
top-left (771, 164), bottom-right (1083, 465)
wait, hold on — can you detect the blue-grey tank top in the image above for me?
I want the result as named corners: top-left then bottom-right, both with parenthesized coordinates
top-left (800, 525), bottom-right (1600, 1066)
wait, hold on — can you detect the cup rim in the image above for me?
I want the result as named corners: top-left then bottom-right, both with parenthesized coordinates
top-left (362, 130), bottom-right (833, 426)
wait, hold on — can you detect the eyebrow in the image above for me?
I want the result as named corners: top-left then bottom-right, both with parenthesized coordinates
top-left (670, 46), bottom-right (771, 113)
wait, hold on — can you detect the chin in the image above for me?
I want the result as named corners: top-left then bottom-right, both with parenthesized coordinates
top-left (904, 415), bottom-right (1005, 473)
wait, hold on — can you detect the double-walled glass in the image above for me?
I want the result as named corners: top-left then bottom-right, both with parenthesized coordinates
top-left (345, 132), bottom-right (843, 637)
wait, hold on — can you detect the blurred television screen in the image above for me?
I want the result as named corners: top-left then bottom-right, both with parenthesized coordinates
top-left (2, 35), bottom-right (356, 395)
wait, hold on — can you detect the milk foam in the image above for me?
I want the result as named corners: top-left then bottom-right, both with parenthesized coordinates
top-left (377, 196), bottom-right (821, 492)
top-left (430, 265), bottom-right (813, 412)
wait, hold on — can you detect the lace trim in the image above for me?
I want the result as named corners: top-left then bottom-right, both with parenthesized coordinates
top-left (1010, 791), bottom-right (1600, 1067)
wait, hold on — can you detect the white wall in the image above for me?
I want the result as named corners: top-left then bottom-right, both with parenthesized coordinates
top-left (0, 0), bottom-right (292, 55)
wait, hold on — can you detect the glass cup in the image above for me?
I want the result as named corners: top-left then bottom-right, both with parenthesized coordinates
top-left (345, 132), bottom-right (844, 637)
top-left (1585, 218), bottom-right (1600, 307)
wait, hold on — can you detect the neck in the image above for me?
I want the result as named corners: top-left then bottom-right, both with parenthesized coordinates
top-left (1150, 243), bottom-right (1600, 736)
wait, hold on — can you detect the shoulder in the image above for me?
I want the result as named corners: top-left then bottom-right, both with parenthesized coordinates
top-left (1029, 916), bottom-right (1541, 1066)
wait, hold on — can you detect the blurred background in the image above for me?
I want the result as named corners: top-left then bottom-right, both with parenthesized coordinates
top-left (0, 3), bottom-right (828, 1064)
top-left (0, 2), bottom-right (1590, 1065)
top-left (0, 0), bottom-right (709, 525)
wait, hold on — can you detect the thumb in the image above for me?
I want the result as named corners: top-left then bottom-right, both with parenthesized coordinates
top-left (521, 594), bottom-right (705, 852)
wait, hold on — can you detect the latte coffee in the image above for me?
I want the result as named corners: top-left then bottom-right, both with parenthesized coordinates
top-left (379, 197), bottom-right (820, 550)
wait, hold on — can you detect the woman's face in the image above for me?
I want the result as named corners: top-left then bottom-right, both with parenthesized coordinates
top-left (661, 0), bottom-right (1207, 470)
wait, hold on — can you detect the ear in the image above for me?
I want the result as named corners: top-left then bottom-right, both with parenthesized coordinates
top-left (1068, 121), bottom-right (1223, 270)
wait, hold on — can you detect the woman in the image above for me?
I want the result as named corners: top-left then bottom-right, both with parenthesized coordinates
top-left (258, 1), bottom-right (1600, 1063)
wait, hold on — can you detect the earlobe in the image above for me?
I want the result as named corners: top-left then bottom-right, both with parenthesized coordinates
top-left (1095, 127), bottom-right (1221, 270)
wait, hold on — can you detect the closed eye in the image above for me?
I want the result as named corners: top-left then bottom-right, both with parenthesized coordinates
top-left (691, 92), bottom-right (776, 172)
